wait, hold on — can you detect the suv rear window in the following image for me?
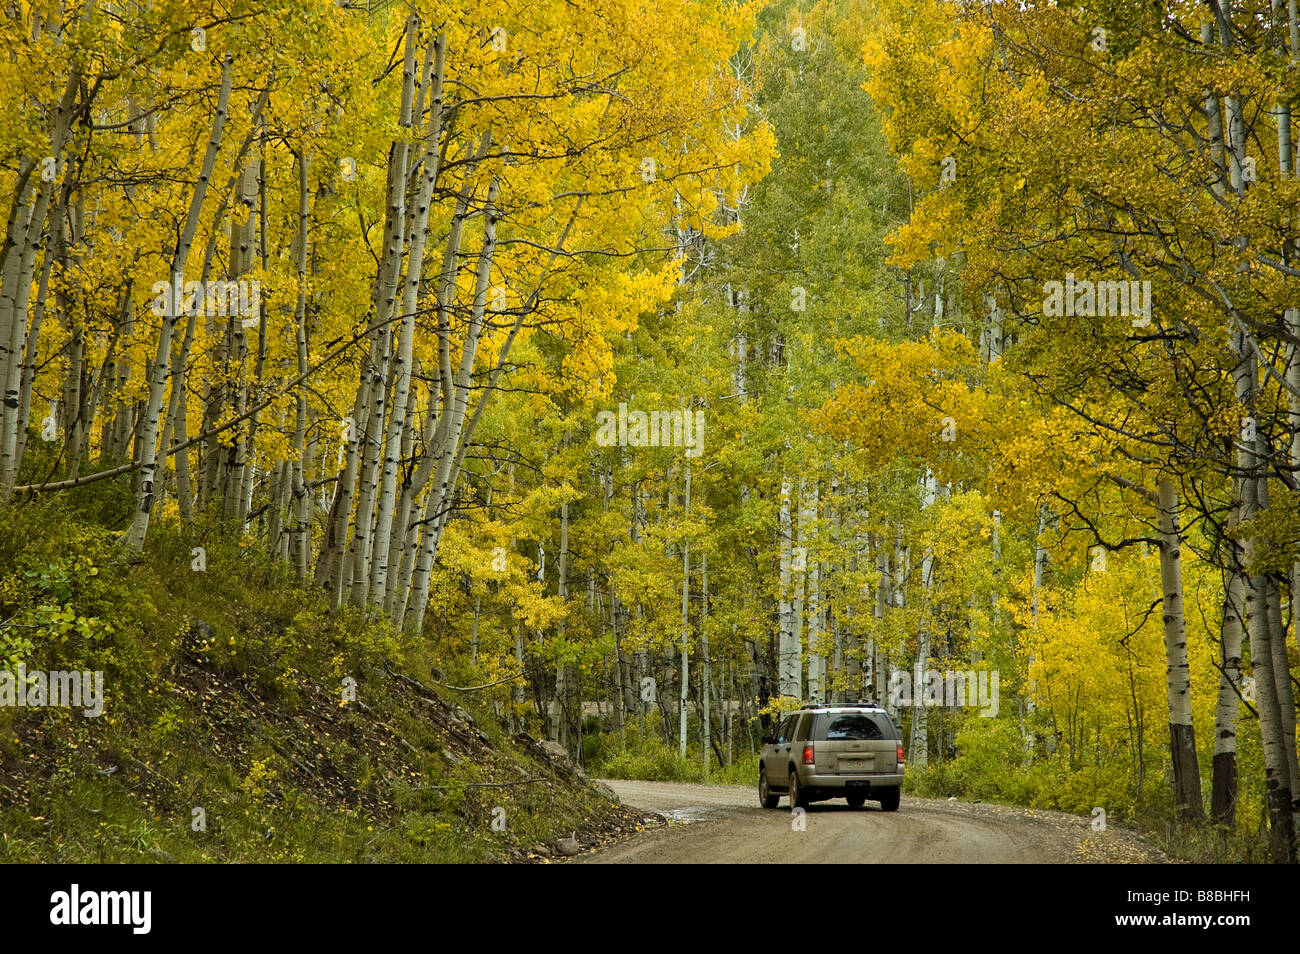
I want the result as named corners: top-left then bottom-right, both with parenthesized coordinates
top-left (816, 711), bottom-right (896, 741)
top-left (776, 715), bottom-right (798, 743)
top-left (794, 713), bottom-right (813, 741)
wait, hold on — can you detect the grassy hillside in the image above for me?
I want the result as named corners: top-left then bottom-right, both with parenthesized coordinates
top-left (0, 485), bottom-right (643, 863)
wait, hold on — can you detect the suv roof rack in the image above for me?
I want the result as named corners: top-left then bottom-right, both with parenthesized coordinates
top-left (799, 700), bottom-right (882, 709)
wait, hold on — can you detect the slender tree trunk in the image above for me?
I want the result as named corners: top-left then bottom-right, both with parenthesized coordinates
top-left (701, 548), bottom-right (710, 775)
top-left (805, 481), bottom-right (824, 703)
top-left (405, 175), bottom-right (500, 634)
top-left (123, 56), bottom-right (234, 555)
top-left (777, 474), bottom-right (799, 698)
top-left (1156, 476), bottom-right (1205, 820)
top-left (874, 529), bottom-right (890, 711)
top-left (1212, 567), bottom-right (1245, 825)
top-left (910, 548), bottom-right (933, 769)
top-left (370, 34), bottom-right (446, 607)
top-left (1233, 321), bottom-right (1296, 860)
top-left (679, 461), bottom-right (691, 758)
top-left (0, 63), bottom-right (82, 500)
top-left (1026, 505), bottom-right (1050, 756)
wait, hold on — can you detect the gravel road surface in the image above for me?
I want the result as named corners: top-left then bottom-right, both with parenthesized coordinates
top-left (576, 779), bottom-right (1166, 864)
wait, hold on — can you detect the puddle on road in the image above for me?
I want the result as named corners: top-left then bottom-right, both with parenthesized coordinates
top-left (660, 806), bottom-right (723, 824)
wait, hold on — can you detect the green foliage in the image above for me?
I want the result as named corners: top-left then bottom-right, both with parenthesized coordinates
top-left (0, 500), bottom-right (123, 673)
top-left (0, 506), bottom-right (622, 863)
top-left (587, 729), bottom-right (707, 783)
top-left (584, 718), bottom-right (757, 786)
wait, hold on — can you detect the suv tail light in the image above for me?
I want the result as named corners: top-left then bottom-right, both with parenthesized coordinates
top-left (802, 745), bottom-right (815, 765)
top-left (897, 744), bottom-right (906, 765)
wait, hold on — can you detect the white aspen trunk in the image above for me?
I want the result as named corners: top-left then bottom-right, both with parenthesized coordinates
top-left (1026, 505), bottom-right (1050, 755)
top-left (632, 475), bottom-right (650, 722)
top-left (344, 300), bottom-right (393, 604)
top-left (1283, 11), bottom-right (1300, 804)
top-left (991, 505), bottom-right (1001, 628)
top-left (371, 374), bottom-right (416, 605)
top-left (156, 301), bottom-right (199, 509)
top-left (184, 104), bottom-right (259, 519)
top-left (291, 151), bottom-right (313, 582)
top-left (1232, 320), bottom-right (1296, 859)
top-left (123, 56), bottom-right (234, 555)
top-left (1156, 476), bottom-right (1205, 819)
top-left (1264, 575), bottom-right (1300, 802)
top-left (1270, 1), bottom-right (1300, 809)
top-left (0, 65), bottom-right (80, 500)
top-left (602, 465), bottom-right (631, 731)
top-left (190, 82), bottom-right (269, 519)
top-left (0, 168), bottom-right (36, 496)
top-left (844, 499), bottom-right (865, 701)
top-left (982, 293), bottom-right (1004, 363)
top-left (805, 482), bottom-right (824, 703)
top-left (386, 383), bottom-right (442, 622)
top-left (1202, 23), bottom-right (1228, 196)
top-left (890, 530), bottom-right (908, 727)
top-left (84, 307), bottom-right (121, 464)
top-left (791, 477), bottom-right (807, 701)
top-left (387, 486), bottom-right (420, 621)
top-left (236, 123), bottom-right (272, 534)
top-left (829, 484), bottom-right (845, 703)
top-left (406, 176), bottom-right (500, 635)
top-left (504, 471), bottom-right (524, 727)
top-left (174, 383), bottom-right (194, 522)
top-left (370, 34), bottom-right (446, 606)
top-left (777, 475), bottom-right (799, 698)
top-left (13, 185), bottom-right (66, 475)
top-left (725, 658), bottom-right (734, 766)
top-left (874, 530), bottom-right (890, 711)
top-left (612, 586), bottom-right (628, 734)
top-left (395, 171), bottom-right (573, 627)
top-left (1289, 320), bottom-right (1300, 787)
top-left (317, 375), bottom-right (369, 602)
top-left (382, 173), bottom-right (479, 624)
top-left (909, 548), bottom-right (933, 769)
top-left (701, 548), bottom-right (710, 776)
top-left (271, 464), bottom-right (290, 560)
top-left (679, 460), bottom-right (691, 759)
top-left (376, 373), bottom-right (420, 604)
top-left (1212, 567), bottom-right (1245, 824)
top-left (893, 526), bottom-right (907, 608)
top-left (345, 17), bottom-right (422, 607)
top-left (225, 155), bottom-right (262, 531)
top-left (60, 319), bottom-right (84, 478)
top-left (552, 497), bottom-right (569, 747)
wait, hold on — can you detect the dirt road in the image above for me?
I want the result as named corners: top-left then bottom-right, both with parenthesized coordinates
top-left (578, 780), bottom-right (1166, 864)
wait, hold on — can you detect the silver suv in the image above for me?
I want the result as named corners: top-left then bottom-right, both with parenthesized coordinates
top-left (759, 703), bottom-right (904, 811)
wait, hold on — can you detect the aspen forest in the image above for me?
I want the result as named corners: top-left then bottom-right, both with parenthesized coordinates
top-left (1, 0), bottom-right (1299, 870)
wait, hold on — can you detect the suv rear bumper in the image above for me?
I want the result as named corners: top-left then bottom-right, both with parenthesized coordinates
top-left (800, 771), bottom-right (904, 790)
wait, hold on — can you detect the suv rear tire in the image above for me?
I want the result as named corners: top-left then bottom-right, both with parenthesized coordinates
top-left (759, 767), bottom-right (779, 808)
top-left (878, 787), bottom-right (900, 812)
top-left (789, 770), bottom-right (809, 809)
